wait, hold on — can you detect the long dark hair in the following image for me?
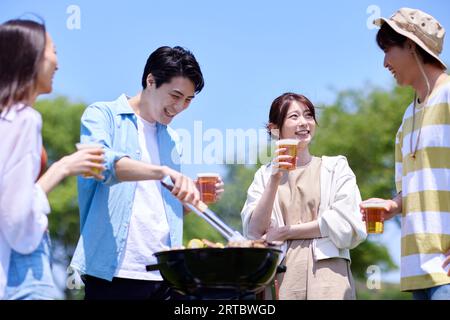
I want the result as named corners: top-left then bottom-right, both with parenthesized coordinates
top-left (266, 92), bottom-right (318, 138)
top-left (0, 19), bottom-right (46, 111)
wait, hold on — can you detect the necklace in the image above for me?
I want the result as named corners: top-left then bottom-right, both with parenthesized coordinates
top-left (409, 93), bottom-right (426, 159)
top-left (409, 52), bottom-right (432, 160)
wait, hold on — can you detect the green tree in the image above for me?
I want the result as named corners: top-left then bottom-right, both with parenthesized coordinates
top-left (311, 85), bottom-right (413, 199)
top-left (36, 97), bottom-right (85, 253)
top-left (35, 97), bottom-right (86, 299)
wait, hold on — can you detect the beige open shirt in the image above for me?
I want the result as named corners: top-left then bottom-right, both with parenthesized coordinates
top-left (241, 156), bottom-right (367, 299)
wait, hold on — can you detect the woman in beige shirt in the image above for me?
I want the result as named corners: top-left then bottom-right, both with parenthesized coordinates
top-left (241, 92), bottom-right (367, 300)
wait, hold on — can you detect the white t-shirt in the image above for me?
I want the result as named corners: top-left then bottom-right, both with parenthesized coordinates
top-left (115, 115), bottom-right (170, 281)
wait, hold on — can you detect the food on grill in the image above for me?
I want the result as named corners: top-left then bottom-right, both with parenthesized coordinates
top-left (227, 239), bottom-right (267, 248)
top-left (186, 238), bottom-right (225, 248)
top-left (202, 238), bottom-right (225, 248)
top-left (187, 238), bottom-right (205, 248)
top-left (166, 238), bottom-right (270, 251)
top-left (215, 242), bottom-right (225, 248)
top-left (184, 238), bottom-right (267, 249)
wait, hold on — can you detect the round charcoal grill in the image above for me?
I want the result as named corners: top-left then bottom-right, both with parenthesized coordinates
top-left (146, 247), bottom-right (282, 299)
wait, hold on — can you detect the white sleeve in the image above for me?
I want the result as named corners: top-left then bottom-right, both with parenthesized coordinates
top-left (241, 167), bottom-right (266, 239)
top-left (317, 160), bottom-right (367, 249)
top-left (0, 117), bottom-right (49, 254)
top-left (395, 124), bottom-right (403, 193)
top-left (0, 153), bottom-right (50, 254)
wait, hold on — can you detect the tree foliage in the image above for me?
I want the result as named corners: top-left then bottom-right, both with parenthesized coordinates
top-left (311, 85), bottom-right (413, 199)
top-left (35, 97), bottom-right (85, 257)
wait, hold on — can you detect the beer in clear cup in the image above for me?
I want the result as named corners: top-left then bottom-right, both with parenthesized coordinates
top-left (361, 200), bottom-right (387, 234)
top-left (197, 173), bottom-right (220, 204)
top-left (75, 142), bottom-right (103, 178)
top-left (275, 139), bottom-right (299, 170)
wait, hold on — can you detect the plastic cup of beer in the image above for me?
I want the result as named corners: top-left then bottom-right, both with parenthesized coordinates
top-left (361, 200), bottom-right (387, 234)
top-left (275, 139), bottom-right (299, 170)
top-left (75, 142), bottom-right (103, 179)
top-left (197, 173), bottom-right (220, 204)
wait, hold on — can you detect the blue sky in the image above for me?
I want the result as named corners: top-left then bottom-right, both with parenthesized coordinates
top-left (2, 0), bottom-right (449, 176)
top-left (2, 0), bottom-right (450, 285)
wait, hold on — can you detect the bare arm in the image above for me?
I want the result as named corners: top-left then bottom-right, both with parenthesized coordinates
top-left (37, 148), bottom-right (105, 194)
top-left (115, 157), bottom-right (200, 205)
top-left (360, 192), bottom-right (403, 221)
top-left (287, 221), bottom-right (322, 239)
top-left (382, 192), bottom-right (403, 220)
top-left (247, 149), bottom-right (294, 238)
top-left (247, 175), bottom-right (282, 238)
top-left (36, 161), bottom-right (67, 194)
top-left (263, 220), bottom-right (322, 243)
top-left (115, 156), bottom-right (167, 182)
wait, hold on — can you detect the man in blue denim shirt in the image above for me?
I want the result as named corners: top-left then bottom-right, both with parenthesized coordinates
top-left (70, 46), bottom-right (211, 299)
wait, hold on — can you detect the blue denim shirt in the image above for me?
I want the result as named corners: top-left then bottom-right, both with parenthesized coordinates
top-left (70, 94), bottom-right (183, 281)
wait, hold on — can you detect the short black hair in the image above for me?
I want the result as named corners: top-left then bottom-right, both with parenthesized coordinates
top-left (141, 46), bottom-right (204, 94)
top-left (376, 23), bottom-right (443, 68)
top-left (0, 19), bottom-right (46, 110)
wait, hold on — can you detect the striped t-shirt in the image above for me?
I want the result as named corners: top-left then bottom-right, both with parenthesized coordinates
top-left (395, 77), bottom-right (450, 291)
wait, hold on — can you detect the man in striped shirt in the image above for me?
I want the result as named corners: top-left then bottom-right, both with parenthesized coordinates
top-left (361, 8), bottom-right (450, 299)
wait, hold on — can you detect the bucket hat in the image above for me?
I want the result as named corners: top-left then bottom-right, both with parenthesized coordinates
top-left (374, 8), bottom-right (446, 69)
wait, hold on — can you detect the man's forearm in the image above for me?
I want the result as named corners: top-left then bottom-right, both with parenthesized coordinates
top-left (115, 157), bottom-right (167, 182)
